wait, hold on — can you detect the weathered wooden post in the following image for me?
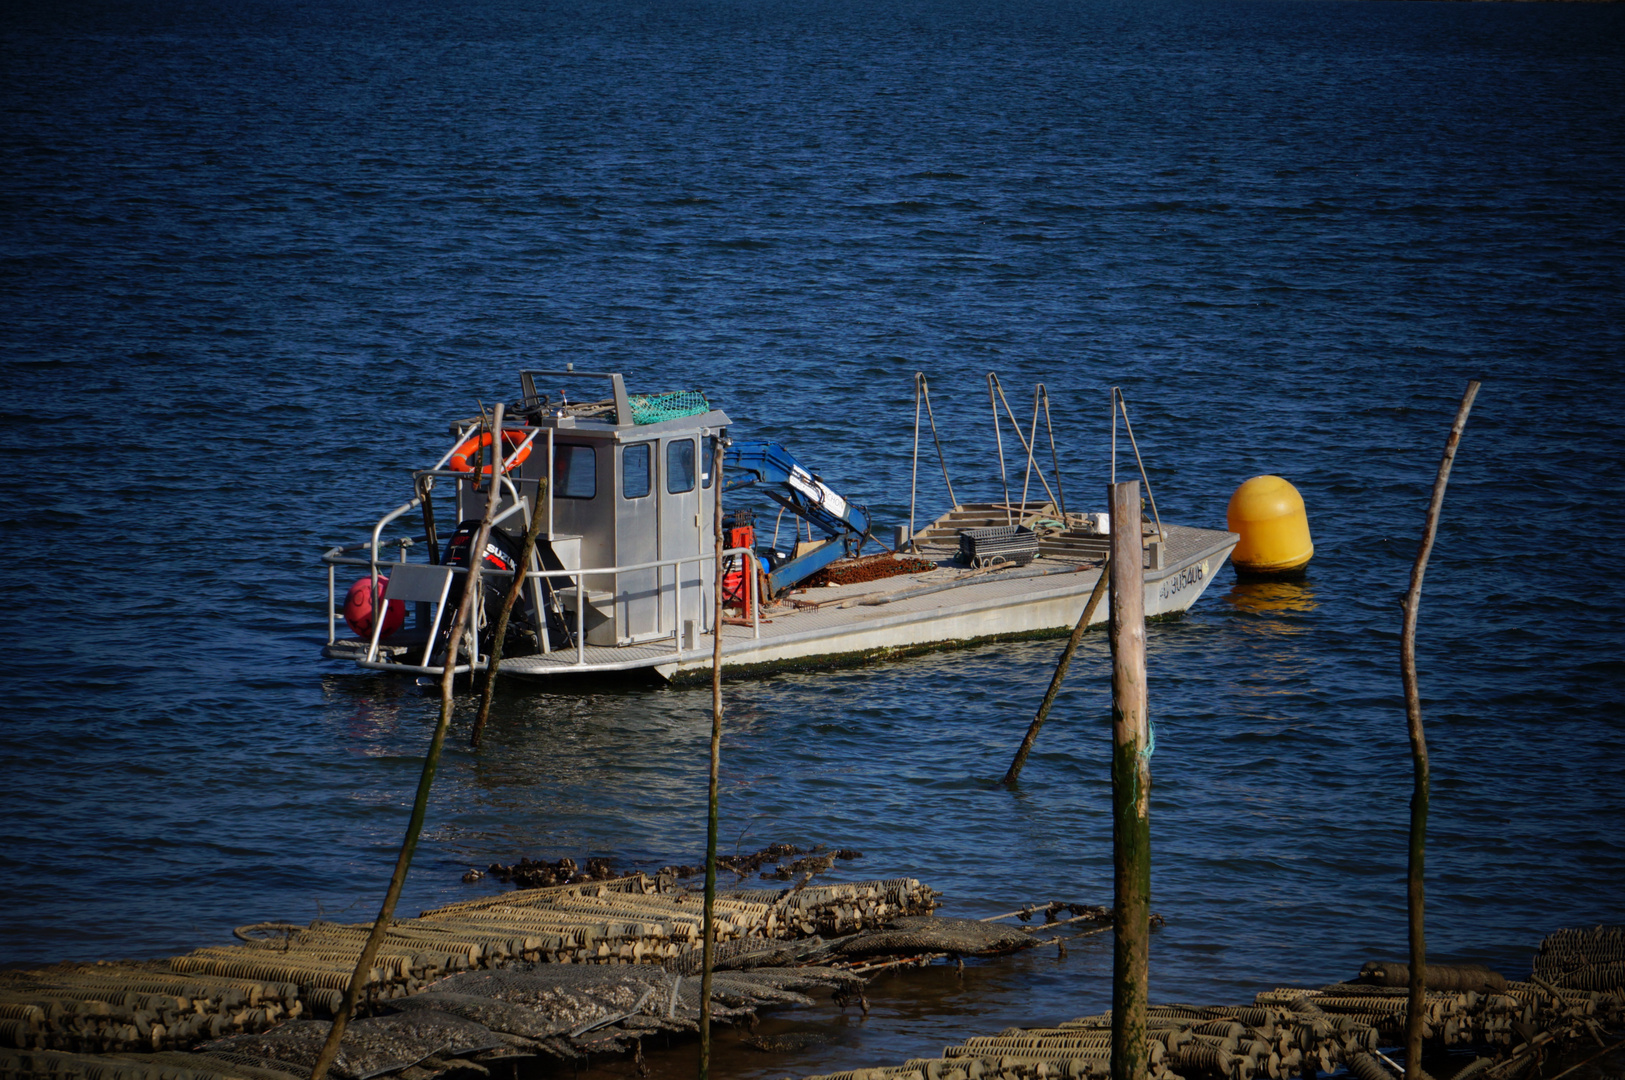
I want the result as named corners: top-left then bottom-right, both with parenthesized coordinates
top-left (1002, 556), bottom-right (1111, 786)
top-left (470, 472), bottom-right (549, 749)
top-left (311, 403), bottom-right (505, 1080)
top-left (699, 437), bottom-right (725, 1080)
top-left (1109, 480), bottom-right (1150, 1080)
top-left (1401, 381), bottom-right (1480, 1080)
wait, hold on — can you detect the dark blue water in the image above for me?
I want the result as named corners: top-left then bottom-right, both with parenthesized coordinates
top-left (3, 0), bottom-right (1623, 1075)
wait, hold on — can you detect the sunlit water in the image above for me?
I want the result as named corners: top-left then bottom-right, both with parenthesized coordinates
top-left (2, 0), bottom-right (1623, 1075)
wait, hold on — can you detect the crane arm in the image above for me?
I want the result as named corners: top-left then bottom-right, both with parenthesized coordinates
top-left (723, 441), bottom-right (872, 539)
top-left (722, 440), bottom-right (874, 593)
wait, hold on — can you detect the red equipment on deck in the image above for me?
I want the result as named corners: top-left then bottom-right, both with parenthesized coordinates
top-left (344, 575), bottom-right (406, 640)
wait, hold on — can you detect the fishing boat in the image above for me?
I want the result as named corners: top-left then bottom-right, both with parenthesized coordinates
top-left (320, 370), bottom-right (1237, 683)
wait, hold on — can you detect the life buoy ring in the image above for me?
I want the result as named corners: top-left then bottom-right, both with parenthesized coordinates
top-left (449, 429), bottom-right (532, 484)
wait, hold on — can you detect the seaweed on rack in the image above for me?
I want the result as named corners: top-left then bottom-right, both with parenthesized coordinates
top-left (821, 916), bottom-right (1036, 959)
top-left (665, 935), bottom-right (834, 976)
top-left (384, 963), bottom-right (861, 1056)
top-left (201, 1010), bottom-right (502, 1080)
top-left (143, 1049), bottom-right (311, 1080)
top-left (0, 1049), bottom-right (289, 1080)
top-left (407, 966), bottom-right (671, 1038)
top-left (666, 967), bottom-right (862, 1017)
top-left (715, 842), bottom-right (808, 876)
top-left (482, 855), bottom-right (620, 889)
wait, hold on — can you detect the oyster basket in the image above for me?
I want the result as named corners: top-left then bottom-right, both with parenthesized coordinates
top-left (957, 525), bottom-right (1039, 568)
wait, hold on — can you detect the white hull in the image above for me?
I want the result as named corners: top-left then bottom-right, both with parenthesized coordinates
top-left (491, 523), bottom-right (1236, 682)
top-left (325, 494), bottom-right (1237, 684)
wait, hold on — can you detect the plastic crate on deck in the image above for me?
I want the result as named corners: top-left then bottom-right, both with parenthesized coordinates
top-left (957, 525), bottom-right (1039, 567)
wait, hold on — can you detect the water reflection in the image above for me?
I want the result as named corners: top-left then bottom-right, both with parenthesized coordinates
top-left (319, 673), bottom-right (425, 752)
top-left (1223, 579), bottom-right (1319, 620)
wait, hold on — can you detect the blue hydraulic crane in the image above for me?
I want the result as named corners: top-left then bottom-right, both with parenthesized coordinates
top-left (723, 440), bottom-right (874, 594)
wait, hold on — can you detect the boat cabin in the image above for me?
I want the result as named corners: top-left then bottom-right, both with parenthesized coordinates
top-left (449, 370), bottom-right (731, 648)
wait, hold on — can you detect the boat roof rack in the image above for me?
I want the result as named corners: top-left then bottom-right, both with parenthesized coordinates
top-left (515, 371), bottom-right (713, 429)
top-left (521, 369), bottom-right (633, 426)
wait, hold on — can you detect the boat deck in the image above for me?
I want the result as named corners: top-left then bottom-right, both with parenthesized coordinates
top-left (494, 522), bottom-right (1235, 680)
top-left (323, 517), bottom-right (1237, 681)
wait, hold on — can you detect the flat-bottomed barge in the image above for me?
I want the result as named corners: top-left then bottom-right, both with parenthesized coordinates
top-left (320, 370), bottom-right (1235, 683)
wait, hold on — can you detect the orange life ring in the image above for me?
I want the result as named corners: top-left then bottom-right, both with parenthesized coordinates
top-left (449, 429), bottom-right (532, 484)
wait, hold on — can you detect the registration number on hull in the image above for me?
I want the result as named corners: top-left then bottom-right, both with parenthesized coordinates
top-left (1158, 559), bottom-right (1210, 602)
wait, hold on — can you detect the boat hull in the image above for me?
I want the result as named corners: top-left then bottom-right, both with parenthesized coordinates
top-left (329, 523), bottom-right (1237, 683)
top-left (490, 524), bottom-right (1237, 682)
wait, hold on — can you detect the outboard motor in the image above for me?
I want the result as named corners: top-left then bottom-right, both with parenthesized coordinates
top-left (442, 521), bottom-right (570, 651)
top-left (442, 521), bottom-right (530, 649)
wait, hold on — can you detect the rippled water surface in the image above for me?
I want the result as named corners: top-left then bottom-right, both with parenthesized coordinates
top-left (3, 0), bottom-right (1623, 1075)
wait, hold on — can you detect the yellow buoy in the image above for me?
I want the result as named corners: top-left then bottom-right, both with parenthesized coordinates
top-left (1227, 475), bottom-right (1313, 577)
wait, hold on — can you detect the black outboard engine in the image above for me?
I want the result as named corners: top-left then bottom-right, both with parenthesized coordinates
top-left (443, 521), bottom-right (528, 653)
top-left (442, 521), bottom-right (570, 652)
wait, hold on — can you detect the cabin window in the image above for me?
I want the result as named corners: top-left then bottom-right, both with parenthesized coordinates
top-left (701, 437), bottom-right (715, 489)
top-left (554, 444), bottom-right (597, 499)
top-left (623, 443), bottom-right (652, 499)
top-left (667, 439), bottom-right (696, 494)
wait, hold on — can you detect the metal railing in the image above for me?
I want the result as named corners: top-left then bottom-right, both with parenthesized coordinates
top-left (323, 419), bottom-right (755, 677)
top-left (323, 533), bottom-right (757, 677)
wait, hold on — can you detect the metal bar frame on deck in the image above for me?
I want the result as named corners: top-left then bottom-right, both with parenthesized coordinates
top-left (325, 419), bottom-right (752, 677)
top-left (328, 545), bottom-right (758, 677)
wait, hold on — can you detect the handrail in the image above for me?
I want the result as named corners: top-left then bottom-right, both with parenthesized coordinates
top-left (328, 540), bottom-right (758, 672)
top-left (370, 498), bottom-right (423, 569)
top-left (328, 496), bottom-right (536, 654)
top-left (326, 546), bottom-right (746, 583)
top-left (430, 423), bottom-right (479, 472)
top-left (345, 499), bottom-right (424, 650)
top-left (477, 428), bottom-right (540, 494)
top-left (327, 543), bottom-right (408, 644)
top-left (411, 427), bottom-right (539, 491)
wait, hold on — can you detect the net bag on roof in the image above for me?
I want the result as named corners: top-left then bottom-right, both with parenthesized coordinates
top-left (628, 391), bottom-right (710, 425)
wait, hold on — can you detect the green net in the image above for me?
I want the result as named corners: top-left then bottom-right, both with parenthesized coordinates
top-left (627, 391), bottom-right (710, 425)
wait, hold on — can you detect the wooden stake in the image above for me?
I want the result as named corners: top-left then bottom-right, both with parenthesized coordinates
top-left (470, 473), bottom-right (549, 748)
top-left (310, 404), bottom-right (505, 1080)
top-left (1108, 480), bottom-right (1150, 1080)
top-left (1002, 555), bottom-right (1111, 786)
top-left (1401, 381), bottom-right (1480, 1080)
top-left (699, 438), bottom-right (724, 1080)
